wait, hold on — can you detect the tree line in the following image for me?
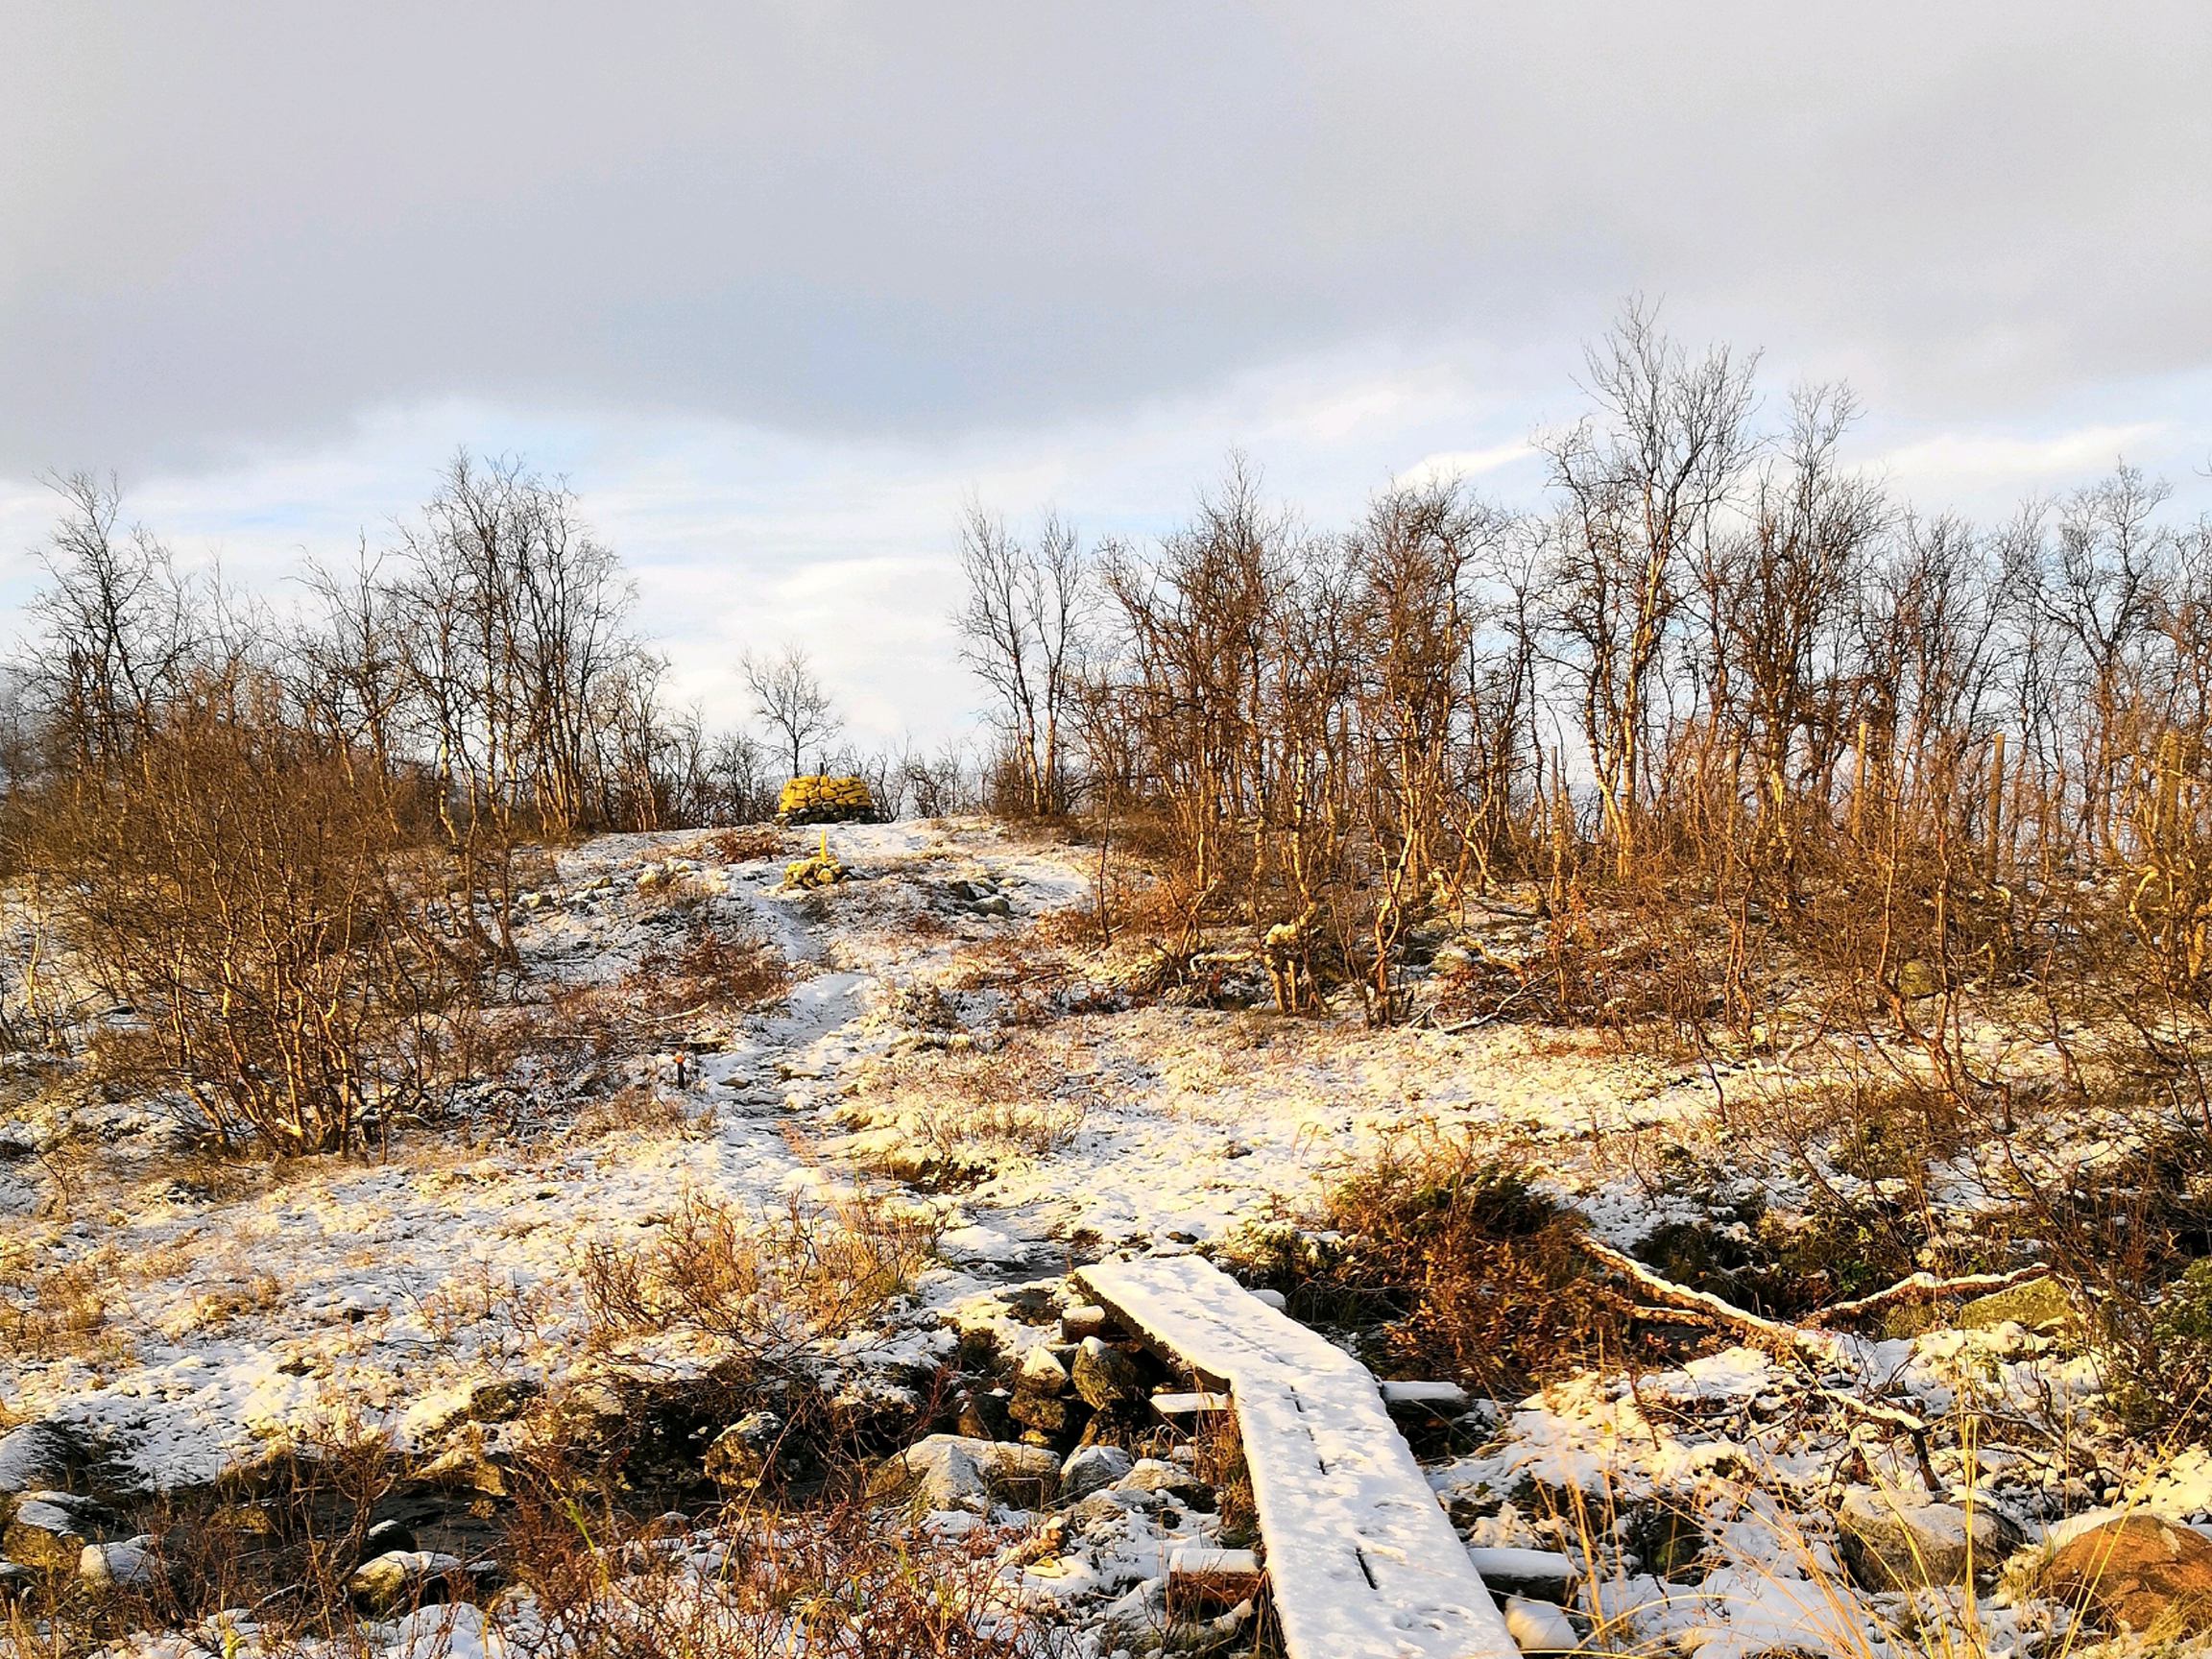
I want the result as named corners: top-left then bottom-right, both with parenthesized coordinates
top-left (958, 303), bottom-right (2212, 1033)
top-left (0, 452), bottom-right (969, 1153)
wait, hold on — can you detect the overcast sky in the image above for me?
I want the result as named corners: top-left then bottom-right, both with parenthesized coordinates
top-left (4, 2), bottom-right (2210, 746)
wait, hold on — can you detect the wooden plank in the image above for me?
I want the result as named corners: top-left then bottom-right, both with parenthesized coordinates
top-left (1380, 1381), bottom-right (1471, 1413)
top-left (1074, 1256), bottom-right (1519, 1659)
top-left (1149, 1389), bottom-right (1233, 1418)
top-left (1168, 1544), bottom-right (1265, 1611)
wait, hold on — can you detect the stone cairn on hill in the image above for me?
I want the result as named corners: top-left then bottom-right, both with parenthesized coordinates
top-left (776, 775), bottom-right (880, 826)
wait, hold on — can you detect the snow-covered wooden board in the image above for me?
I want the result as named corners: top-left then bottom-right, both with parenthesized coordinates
top-left (1073, 1255), bottom-right (1519, 1659)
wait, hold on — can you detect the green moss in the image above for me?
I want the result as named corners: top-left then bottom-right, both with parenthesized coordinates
top-left (1958, 1276), bottom-right (2075, 1333)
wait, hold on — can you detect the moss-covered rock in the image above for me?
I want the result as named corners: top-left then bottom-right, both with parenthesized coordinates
top-left (1958, 1276), bottom-right (2074, 1333)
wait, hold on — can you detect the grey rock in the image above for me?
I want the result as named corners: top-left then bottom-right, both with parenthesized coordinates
top-left (4, 1491), bottom-right (118, 1572)
top-left (80, 1535), bottom-right (159, 1590)
top-left (955, 1389), bottom-right (1015, 1442)
top-left (362, 1519), bottom-right (418, 1558)
top-left (1070, 1337), bottom-right (1146, 1408)
top-left (867, 1435), bottom-right (1060, 1518)
top-left (1059, 1305), bottom-right (1112, 1342)
top-left (1065, 1488), bottom-right (1151, 1533)
top-left (0, 1423), bottom-right (90, 1522)
top-left (1836, 1489), bottom-right (2025, 1590)
top-left (1007, 1391), bottom-right (1086, 1434)
top-left (1059, 1444), bottom-right (1134, 1503)
top-left (1118, 1458), bottom-right (1215, 1510)
top-left (348, 1549), bottom-right (462, 1614)
top-left (1016, 1345), bottom-right (1070, 1394)
top-left (705, 1411), bottom-right (784, 1487)
top-left (1466, 1545), bottom-right (1575, 1602)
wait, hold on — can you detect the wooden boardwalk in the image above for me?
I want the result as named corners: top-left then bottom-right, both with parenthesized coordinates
top-left (1073, 1255), bottom-right (1520, 1659)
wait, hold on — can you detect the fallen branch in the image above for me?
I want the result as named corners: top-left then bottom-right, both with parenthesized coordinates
top-left (1819, 1387), bottom-right (1943, 1493)
top-left (1575, 1233), bottom-right (2053, 1358)
top-left (1571, 1235), bottom-right (1829, 1358)
top-left (1804, 1265), bottom-right (2049, 1329)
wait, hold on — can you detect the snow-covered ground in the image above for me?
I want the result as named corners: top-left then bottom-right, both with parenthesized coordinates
top-left (0, 817), bottom-right (2187, 1656)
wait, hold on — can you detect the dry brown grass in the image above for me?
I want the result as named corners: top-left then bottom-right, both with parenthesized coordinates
top-left (0, 1235), bottom-right (125, 1361)
top-left (624, 915), bottom-right (792, 1020)
top-left (497, 1485), bottom-right (1057, 1659)
top-left (568, 1083), bottom-right (697, 1142)
top-left (1033, 904), bottom-right (1107, 951)
top-left (848, 1041), bottom-right (1090, 1184)
top-left (692, 826), bottom-right (788, 864)
top-left (0, 1410), bottom-right (399, 1655)
top-left (579, 1189), bottom-right (938, 1371)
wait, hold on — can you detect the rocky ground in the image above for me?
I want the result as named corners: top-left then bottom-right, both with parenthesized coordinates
top-left (2, 818), bottom-right (2205, 1656)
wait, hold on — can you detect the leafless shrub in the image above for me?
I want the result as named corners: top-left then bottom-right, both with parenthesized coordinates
top-left (20, 669), bottom-right (466, 1156)
top-left (696, 825), bottom-right (786, 864)
top-left (1226, 1128), bottom-right (1627, 1397)
top-left (624, 914), bottom-right (792, 1020)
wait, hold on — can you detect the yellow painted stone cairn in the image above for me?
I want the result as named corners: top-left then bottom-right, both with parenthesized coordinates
top-left (775, 773), bottom-right (879, 825)
top-left (783, 830), bottom-right (849, 890)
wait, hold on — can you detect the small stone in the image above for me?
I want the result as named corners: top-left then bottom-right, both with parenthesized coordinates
top-left (1503, 1595), bottom-right (1580, 1654)
top-left (2043, 1513), bottom-right (2212, 1634)
top-left (1064, 1489), bottom-right (1148, 1532)
top-left (1059, 1305), bottom-right (1111, 1342)
top-left (1076, 1400), bottom-right (1155, 1448)
top-left (1466, 1546), bottom-right (1576, 1602)
top-left (79, 1535), bottom-right (158, 1590)
top-left (1070, 1337), bottom-right (1146, 1408)
top-left (1118, 1458), bottom-right (1215, 1510)
top-left (413, 1444), bottom-right (508, 1498)
top-left (348, 1550), bottom-right (462, 1615)
top-left (1836, 1489), bottom-right (2024, 1591)
top-left (866, 1435), bottom-right (1060, 1518)
top-left (704, 1411), bottom-right (784, 1488)
top-left (1060, 1444), bottom-right (1134, 1503)
top-left (1007, 1391), bottom-right (1083, 1434)
top-left (955, 1389), bottom-right (1015, 1442)
top-left (1895, 958), bottom-right (1941, 999)
top-left (362, 1519), bottom-right (418, 1557)
top-left (3, 1491), bottom-right (115, 1572)
top-left (1017, 1346), bottom-right (1070, 1394)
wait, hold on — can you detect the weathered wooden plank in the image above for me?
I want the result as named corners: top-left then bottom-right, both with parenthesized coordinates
top-left (1149, 1389), bottom-right (1233, 1418)
top-left (1074, 1255), bottom-right (1519, 1659)
top-left (1167, 1544), bottom-right (1265, 1613)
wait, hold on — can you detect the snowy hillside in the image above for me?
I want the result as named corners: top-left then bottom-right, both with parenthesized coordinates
top-left (0, 818), bottom-right (2194, 1656)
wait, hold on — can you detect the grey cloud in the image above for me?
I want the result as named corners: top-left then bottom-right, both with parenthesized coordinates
top-left (3, 1), bottom-right (2208, 473)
